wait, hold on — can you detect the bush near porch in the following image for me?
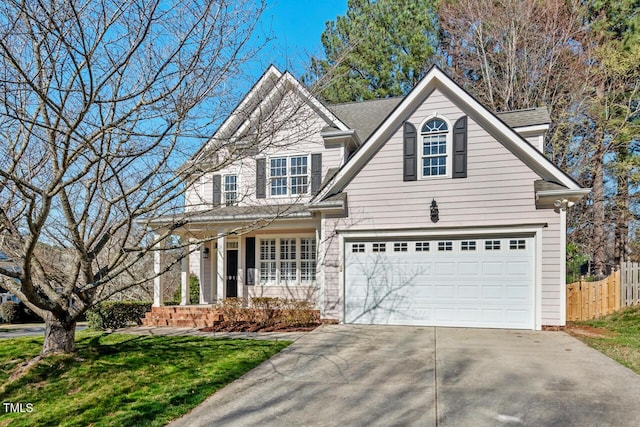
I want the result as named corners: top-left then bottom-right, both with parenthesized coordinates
top-left (87, 301), bottom-right (152, 330)
top-left (203, 297), bottom-right (321, 332)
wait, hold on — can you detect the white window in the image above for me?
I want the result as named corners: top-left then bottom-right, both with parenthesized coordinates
top-left (290, 156), bottom-right (308, 195)
top-left (224, 175), bottom-right (237, 206)
top-left (461, 241), bottom-right (476, 251)
top-left (301, 238), bottom-right (317, 282)
top-left (421, 118), bottom-right (449, 177)
top-left (270, 158), bottom-right (287, 196)
top-left (394, 242), bottom-right (408, 252)
top-left (258, 236), bottom-right (316, 285)
top-left (259, 239), bottom-right (276, 284)
top-left (416, 242), bottom-right (430, 252)
top-left (485, 240), bottom-right (501, 250)
top-left (269, 155), bottom-right (309, 196)
top-left (438, 241), bottom-right (453, 251)
top-left (280, 238), bottom-right (297, 284)
top-left (509, 240), bottom-right (526, 250)
top-left (352, 243), bottom-right (365, 253)
top-left (372, 243), bottom-right (386, 253)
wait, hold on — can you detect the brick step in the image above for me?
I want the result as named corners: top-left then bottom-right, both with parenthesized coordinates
top-left (151, 306), bottom-right (215, 313)
top-left (142, 306), bottom-right (222, 328)
top-left (141, 317), bottom-right (214, 328)
top-left (146, 313), bottom-right (222, 319)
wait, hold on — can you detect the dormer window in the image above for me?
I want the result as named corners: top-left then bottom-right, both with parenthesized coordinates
top-left (421, 118), bottom-right (449, 177)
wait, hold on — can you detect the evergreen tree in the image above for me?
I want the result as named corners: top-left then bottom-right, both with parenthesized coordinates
top-left (305, 0), bottom-right (439, 103)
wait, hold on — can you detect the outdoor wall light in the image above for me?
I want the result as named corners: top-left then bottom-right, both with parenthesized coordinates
top-left (430, 199), bottom-right (439, 223)
top-left (203, 247), bottom-right (209, 259)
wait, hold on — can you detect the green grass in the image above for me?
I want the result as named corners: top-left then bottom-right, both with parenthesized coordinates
top-left (570, 305), bottom-right (640, 374)
top-left (0, 332), bottom-right (291, 426)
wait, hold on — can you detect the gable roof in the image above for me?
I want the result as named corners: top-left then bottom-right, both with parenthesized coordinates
top-left (191, 65), bottom-right (282, 162)
top-left (192, 65), bottom-right (350, 164)
top-left (314, 65), bottom-right (586, 202)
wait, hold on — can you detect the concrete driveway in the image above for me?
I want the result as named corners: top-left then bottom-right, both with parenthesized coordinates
top-left (170, 325), bottom-right (640, 427)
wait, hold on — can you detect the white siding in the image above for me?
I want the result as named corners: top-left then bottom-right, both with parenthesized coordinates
top-left (185, 93), bottom-right (343, 210)
top-left (323, 88), bottom-right (565, 326)
top-left (320, 214), bottom-right (342, 319)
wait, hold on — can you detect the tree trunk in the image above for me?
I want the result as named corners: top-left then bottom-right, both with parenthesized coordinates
top-left (592, 140), bottom-right (607, 278)
top-left (614, 168), bottom-right (629, 265)
top-left (42, 315), bottom-right (76, 355)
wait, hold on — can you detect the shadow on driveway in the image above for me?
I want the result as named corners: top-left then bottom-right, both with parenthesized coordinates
top-left (168, 325), bottom-right (640, 427)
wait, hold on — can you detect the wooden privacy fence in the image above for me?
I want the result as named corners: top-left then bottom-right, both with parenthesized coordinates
top-left (566, 270), bottom-right (620, 321)
top-left (620, 261), bottom-right (640, 306)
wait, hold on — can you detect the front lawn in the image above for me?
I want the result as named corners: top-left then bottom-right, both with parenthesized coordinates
top-left (0, 332), bottom-right (290, 426)
top-left (568, 305), bottom-right (640, 374)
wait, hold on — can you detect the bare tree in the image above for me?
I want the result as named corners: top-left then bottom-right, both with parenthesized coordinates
top-left (0, 0), bottom-right (269, 355)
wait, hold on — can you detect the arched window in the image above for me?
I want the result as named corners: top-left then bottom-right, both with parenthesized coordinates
top-left (421, 118), bottom-right (449, 177)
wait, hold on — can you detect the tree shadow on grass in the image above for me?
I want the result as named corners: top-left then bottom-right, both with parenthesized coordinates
top-left (1, 333), bottom-right (289, 426)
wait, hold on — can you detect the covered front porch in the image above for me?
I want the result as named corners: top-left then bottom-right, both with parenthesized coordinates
top-left (149, 205), bottom-right (323, 312)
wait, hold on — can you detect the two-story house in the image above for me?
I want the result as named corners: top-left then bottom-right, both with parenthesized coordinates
top-left (148, 65), bottom-right (589, 330)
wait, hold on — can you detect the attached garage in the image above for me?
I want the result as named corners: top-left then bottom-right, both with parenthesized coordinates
top-left (344, 236), bottom-right (535, 329)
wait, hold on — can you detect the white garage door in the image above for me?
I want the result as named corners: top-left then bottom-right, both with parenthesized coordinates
top-left (344, 237), bottom-right (534, 329)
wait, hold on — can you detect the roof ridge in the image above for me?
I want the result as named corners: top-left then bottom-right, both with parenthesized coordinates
top-left (496, 106), bottom-right (547, 114)
top-left (328, 96), bottom-right (404, 107)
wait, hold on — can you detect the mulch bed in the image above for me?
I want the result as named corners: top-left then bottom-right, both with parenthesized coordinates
top-left (200, 321), bottom-right (322, 333)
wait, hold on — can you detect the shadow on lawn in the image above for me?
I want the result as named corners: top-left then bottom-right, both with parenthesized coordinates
top-left (0, 333), bottom-right (289, 427)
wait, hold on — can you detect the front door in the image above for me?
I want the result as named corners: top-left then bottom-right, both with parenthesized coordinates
top-left (226, 250), bottom-right (238, 298)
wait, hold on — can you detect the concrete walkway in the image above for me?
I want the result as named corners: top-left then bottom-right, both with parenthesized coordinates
top-left (166, 325), bottom-right (640, 427)
top-left (0, 322), bottom-right (88, 338)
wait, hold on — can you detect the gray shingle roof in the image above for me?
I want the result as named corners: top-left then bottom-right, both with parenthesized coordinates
top-left (497, 107), bottom-right (550, 128)
top-left (328, 98), bottom-right (402, 142)
top-left (148, 204), bottom-right (312, 226)
top-left (327, 98), bottom-right (550, 141)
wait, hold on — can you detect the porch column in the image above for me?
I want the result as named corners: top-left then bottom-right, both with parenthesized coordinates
top-left (238, 237), bottom-right (245, 301)
top-left (199, 243), bottom-right (207, 304)
top-left (180, 248), bottom-right (190, 305)
top-left (153, 234), bottom-right (163, 307)
top-left (217, 234), bottom-right (225, 301)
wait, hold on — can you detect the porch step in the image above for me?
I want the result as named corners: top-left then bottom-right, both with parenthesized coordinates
top-left (141, 306), bottom-right (222, 328)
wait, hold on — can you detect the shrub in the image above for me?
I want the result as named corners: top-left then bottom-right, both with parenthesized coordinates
top-left (0, 301), bottom-right (20, 323)
top-left (87, 301), bottom-right (152, 330)
top-left (282, 300), bottom-right (319, 327)
top-left (217, 298), bottom-right (244, 324)
top-left (171, 274), bottom-right (200, 304)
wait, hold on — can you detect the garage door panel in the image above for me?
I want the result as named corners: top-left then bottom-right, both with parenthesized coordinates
top-left (507, 261), bottom-right (530, 276)
top-left (458, 285), bottom-right (480, 299)
top-left (458, 262), bottom-right (479, 275)
top-left (481, 285), bottom-right (504, 299)
top-left (482, 262), bottom-right (504, 275)
top-left (507, 285), bottom-right (529, 299)
top-left (345, 236), bottom-right (534, 329)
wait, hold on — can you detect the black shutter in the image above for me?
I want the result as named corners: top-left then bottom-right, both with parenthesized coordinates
top-left (311, 153), bottom-right (322, 194)
top-left (452, 116), bottom-right (467, 179)
top-left (403, 122), bottom-right (417, 181)
top-left (212, 174), bottom-right (221, 205)
top-left (256, 158), bottom-right (266, 199)
top-left (245, 237), bottom-right (256, 286)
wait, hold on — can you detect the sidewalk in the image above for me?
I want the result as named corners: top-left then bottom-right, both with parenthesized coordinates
top-left (0, 322), bottom-right (88, 338)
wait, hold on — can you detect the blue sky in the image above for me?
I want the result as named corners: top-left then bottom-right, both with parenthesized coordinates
top-left (247, 0), bottom-right (347, 78)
